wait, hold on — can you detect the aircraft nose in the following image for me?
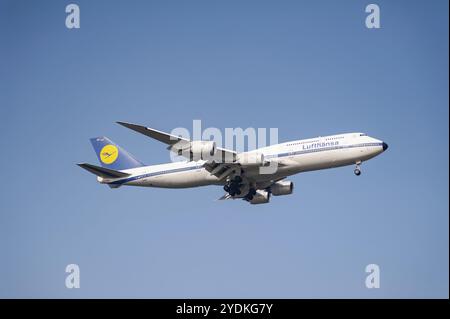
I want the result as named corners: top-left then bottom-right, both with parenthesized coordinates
top-left (382, 142), bottom-right (389, 151)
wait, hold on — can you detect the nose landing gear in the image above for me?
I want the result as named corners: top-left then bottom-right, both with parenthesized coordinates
top-left (354, 161), bottom-right (362, 176)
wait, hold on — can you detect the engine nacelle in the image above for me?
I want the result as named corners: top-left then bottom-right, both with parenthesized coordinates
top-left (179, 141), bottom-right (216, 160)
top-left (236, 152), bottom-right (265, 167)
top-left (271, 180), bottom-right (294, 196)
top-left (249, 190), bottom-right (271, 204)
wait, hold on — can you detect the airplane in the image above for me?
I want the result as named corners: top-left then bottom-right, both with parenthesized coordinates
top-left (78, 122), bottom-right (388, 204)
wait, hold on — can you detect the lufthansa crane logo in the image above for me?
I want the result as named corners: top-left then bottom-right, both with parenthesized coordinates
top-left (100, 144), bottom-right (119, 164)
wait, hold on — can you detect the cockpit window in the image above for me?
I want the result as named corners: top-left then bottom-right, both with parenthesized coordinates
top-left (360, 133), bottom-right (366, 136)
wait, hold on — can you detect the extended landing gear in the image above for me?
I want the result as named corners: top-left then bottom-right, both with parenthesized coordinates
top-left (354, 161), bottom-right (362, 176)
top-left (223, 176), bottom-right (243, 196)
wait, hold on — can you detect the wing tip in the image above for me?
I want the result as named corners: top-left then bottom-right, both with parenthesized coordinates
top-left (116, 121), bottom-right (133, 127)
top-left (116, 121), bottom-right (150, 132)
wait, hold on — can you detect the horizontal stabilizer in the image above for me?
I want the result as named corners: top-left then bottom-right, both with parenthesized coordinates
top-left (77, 163), bottom-right (131, 179)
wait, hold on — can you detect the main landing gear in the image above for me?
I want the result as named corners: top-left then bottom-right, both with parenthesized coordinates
top-left (354, 161), bottom-right (362, 176)
top-left (223, 176), bottom-right (243, 196)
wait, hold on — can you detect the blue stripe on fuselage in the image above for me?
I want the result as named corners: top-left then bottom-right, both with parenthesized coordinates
top-left (110, 142), bottom-right (383, 185)
top-left (110, 165), bottom-right (201, 185)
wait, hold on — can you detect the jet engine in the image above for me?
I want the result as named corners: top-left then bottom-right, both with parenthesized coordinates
top-left (249, 190), bottom-right (271, 204)
top-left (270, 180), bottom-right (294, 196)
top-left (235, 152), bottom-right (265, 167)
top-left (176, 141), bottom-right (216, 160)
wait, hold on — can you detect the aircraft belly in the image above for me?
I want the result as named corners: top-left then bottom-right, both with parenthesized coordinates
top-left (125, 145), bottom-right (384, 188)
top-left (290, 149), bottom-right (352, 171)
top-left (292, 147), bottom-right (381, 171)
top-left (139, 168), bottom-right (219, 188)
top-left (251, 148), bottom-right (371, 178)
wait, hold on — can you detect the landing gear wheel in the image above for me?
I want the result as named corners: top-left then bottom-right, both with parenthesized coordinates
top-left (354, 168), bottom-right (361, 176)
top-left (224, 175), bottom-right (245, 197)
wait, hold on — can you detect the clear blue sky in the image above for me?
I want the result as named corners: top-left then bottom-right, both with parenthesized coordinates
top-left (0, 0), bottom-right (448, 298)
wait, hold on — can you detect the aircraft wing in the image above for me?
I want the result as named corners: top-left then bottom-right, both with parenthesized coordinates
top-left (117, 121), bottom-right (190, 145)
top-left (117, 121), bottom-right (281, 182)
top-left (217, 193), bottom-right (232, 200)
top-left (117, 121), bottom-right (237, 162)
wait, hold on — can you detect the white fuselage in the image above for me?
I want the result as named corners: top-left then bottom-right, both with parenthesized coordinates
top-left (99, 132), bottom-right (386, 188)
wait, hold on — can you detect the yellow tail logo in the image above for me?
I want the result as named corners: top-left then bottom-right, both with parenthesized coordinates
top-left (100, 144), bottom-right (119, 164)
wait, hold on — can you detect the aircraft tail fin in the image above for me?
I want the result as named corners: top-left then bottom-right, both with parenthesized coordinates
top-left (89, 136), bottom-right (145, 170)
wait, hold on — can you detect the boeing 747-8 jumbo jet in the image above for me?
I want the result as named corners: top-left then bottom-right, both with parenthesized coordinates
top-left (78, 122), bottom-right (388, 204)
